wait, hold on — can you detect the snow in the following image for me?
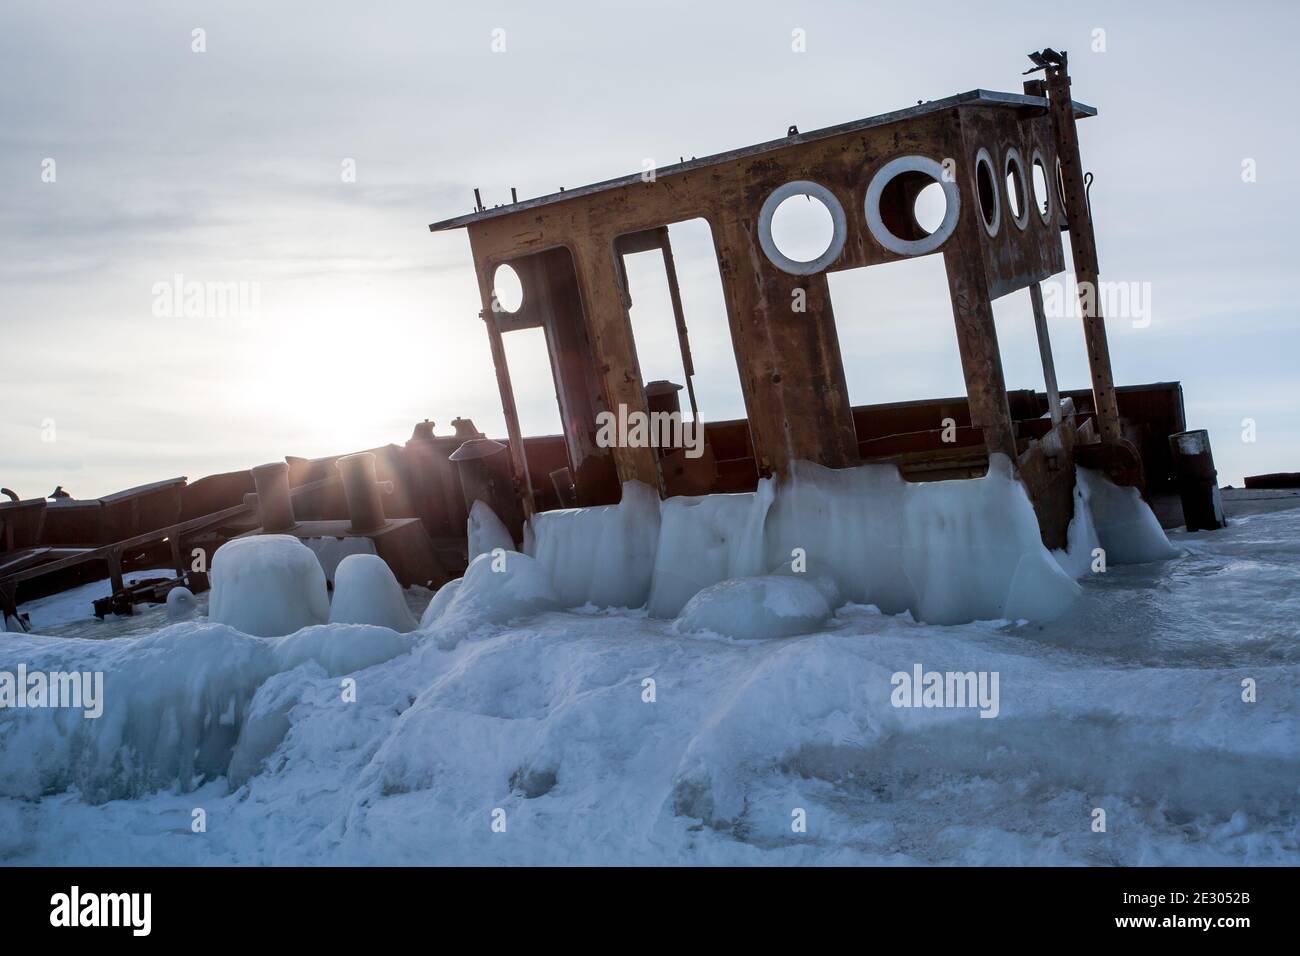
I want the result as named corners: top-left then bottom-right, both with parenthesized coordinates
top-left (208, 535), bottom-right (329, 637)
top-left (467, 500), bottom-right (514, 560)
top-left (328, 554), bottom-right (418, 633)
top-left (1, 469), bottom-right (1290, 866)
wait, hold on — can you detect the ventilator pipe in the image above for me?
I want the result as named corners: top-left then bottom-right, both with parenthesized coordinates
top-left (449, 438), bottom-right (525, 544)
top-left (250, 462), bottom-right (296, 532)
top-left (336, 452), bottom-right (388, 533)
top-left (1168, 430), bottom-right (1225, 532)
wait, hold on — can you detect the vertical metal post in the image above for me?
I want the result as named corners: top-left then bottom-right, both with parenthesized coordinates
top-left (481, 309), bottom-right (536, 518)
top-left (1029, 282), bottom-right (1062, 427)
top-left (655, 228), bottom-right (700, 423)
top-left (1041, 50), bottom-right (1122, 443)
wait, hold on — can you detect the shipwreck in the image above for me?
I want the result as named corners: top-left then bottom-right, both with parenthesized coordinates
top-left (1, 49), bottom-right (1228, 630)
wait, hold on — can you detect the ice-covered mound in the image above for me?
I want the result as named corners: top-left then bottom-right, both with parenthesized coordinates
top-left (273, 621), bottom-right (412, 676)
top-left (209, 535), bottom-right (329, 637)
top-left (419, 578), bottom-right (461, 629)
top-left (328, 554), bottom-right (417, 632)
top-left (525, 480), bottom-right (660, 608)
top-left (676, 574), bottom-right (831, 640)
top-left (422, 550), bottom-right (559, 630)
top-left (0, 624), bottom-right (275, 802)
top-left (165, 586), bottom-right (198, 621)
top-left (0, 616), bottom-right (415, 803)
top-left (467, 500), bottom-right (514, 561)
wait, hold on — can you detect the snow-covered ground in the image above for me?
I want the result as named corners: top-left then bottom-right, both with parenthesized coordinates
top-left (1, 483), bottom-right (1297, 866)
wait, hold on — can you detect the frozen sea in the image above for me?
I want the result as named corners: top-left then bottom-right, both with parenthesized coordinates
top-left (1, 491), bottom-right (1297, 866)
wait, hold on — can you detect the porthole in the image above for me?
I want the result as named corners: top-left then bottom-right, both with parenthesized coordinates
top-left (492, 263), bottom-right (523, 313)
top-left (974, 148), bottom-right (1000, 237)
top-left (1004, 148), bottom-right (1030, 231)
top-left (757, 181), bottom-right (847, 275)
top-left (1030, 149), bottom-right (1052, 223)
top-left (864, 156), bottom-right (961, 256)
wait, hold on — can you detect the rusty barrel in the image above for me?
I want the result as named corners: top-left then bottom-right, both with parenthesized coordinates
top-left (449, 438), bottom-right (524, 544)
top-left (251, 462), bottom-right (296, 532)
top-left (336, 452), bottom-right (387, 533)
top-left (1168, 429), bottom-right (1225, 532)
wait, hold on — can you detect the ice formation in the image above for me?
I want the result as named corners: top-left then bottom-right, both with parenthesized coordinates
top-left (523, 455), bottom-right (1166, 627)
top-left (165, 586), bottom-right (198, 621)
top-left (306, 536), bottom-right (376, 585)
top-left (328, 553), bottom-right (418, 632)
top-left (1076, 467), bottom-right (1180, 564)
top-left (2, 498), bottom-right (1296, 865)
top-left (208, 535), bottom-right (329, 637)
top-left (467, 500), bottom-right (515, 560)
top-left (524, 480), bottom-right (660, 608)
top-left (647, 482), bottom-right (773, 617)
top-left (421, 550), bottom-right (559, 631)
top-left (676, 574), bottom-right (831, 640)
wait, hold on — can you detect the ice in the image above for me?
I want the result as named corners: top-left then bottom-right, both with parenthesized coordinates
top-left (419, 578), bottom-right (461, 629)
top-left (467, 500), bottom-right (514, 560)
top-left (305, 536), bottom-right (376, 585)
top-left (423, 550), bottom-right (559, 631)
top-left (272, 622), bottom-right (413, 675)
top-left (3, 500), bottom-right (1299, 864)
top-left (0, 623), bottom-right (275, 803)
top-left (647, 482), bottom-right (774, 617)
top-left (328, 554), bottom-right (418, 633)
top-left (208, 535), bottom-right (329, 637)
top-left (165, 586), bottom-right (198, 621)
top-left (521, 456), bottom-right (1132, 625)
top-left (525, 480), bottom-right (660, 608)
top-left (1076, 467), bottom-right (1180, 564)
top-left (4, 460), bottom-right (1262, 867)
top-left (676, 574), bottom-right (831, 639)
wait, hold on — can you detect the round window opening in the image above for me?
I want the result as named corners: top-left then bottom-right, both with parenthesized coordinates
top-left (1004, 148), bottom-right (1029, 230)
top-left (974, 148), bottom-right (1000, 236)
top-left (864, 156), bottom-right (961, 256)
top-left (771, 195), bottom-right (835, 263)
top-left (492, 263), bottom-right (523, 313)
top-left (912, 181), bottom-right (949, 235)
top-left (1031, 151), bottom-right (1052, 222)
top-left (757, 181), bottom-right (847, 275)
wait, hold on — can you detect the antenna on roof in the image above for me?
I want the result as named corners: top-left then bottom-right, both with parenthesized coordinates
top-left (473, 188), bottom-right (484, 212)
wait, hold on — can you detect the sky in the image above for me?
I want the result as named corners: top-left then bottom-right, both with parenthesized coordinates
top-left (1, 0), bottom-right (1296, 498)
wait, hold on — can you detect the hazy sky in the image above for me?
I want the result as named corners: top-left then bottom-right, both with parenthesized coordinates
top-left (2, 0), bottom-right (1296, 498)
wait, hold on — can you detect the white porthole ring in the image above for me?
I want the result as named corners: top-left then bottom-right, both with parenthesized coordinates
top-left (1004, 147), bottom-right (1030, 231)
top-left (864, 155), bottom-right (961, 256)
top-left (1031, 148), bottom-right (1052, 225)
top-left (973, 148), bottom-right (1000, 238)
top-left (757, 180), bottom-right (848, 275)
